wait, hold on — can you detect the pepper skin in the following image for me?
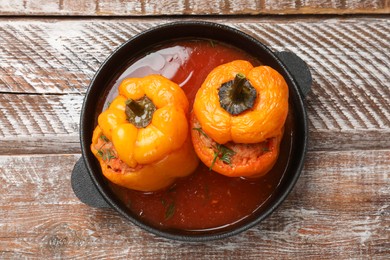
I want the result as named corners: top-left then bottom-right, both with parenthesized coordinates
top-left (91, 75), bottom-right (198, 191)
top-left (191, 60), bottom-right (288, 177)
top-left (193, 60), bottom-right (289, 145)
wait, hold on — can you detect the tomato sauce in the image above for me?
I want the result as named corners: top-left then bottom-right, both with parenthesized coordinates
top-left (103, 39), bottom-right (292, 231)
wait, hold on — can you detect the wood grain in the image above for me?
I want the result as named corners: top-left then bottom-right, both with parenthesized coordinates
top-left (0, 0), bottom-right (388, 16)
top-left (0, 151), bottom-right (388, 258)
top-left (0, 94), bottom-right (82, 154)
top-left (0, 18), bottom-right (389, 153)
top-left (0, 4), bottom-right (389, 258)
top-left (263, 0), bottom-right (390, 14)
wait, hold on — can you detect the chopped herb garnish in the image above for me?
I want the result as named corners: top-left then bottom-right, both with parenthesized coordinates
top-left (209, 39), bottom-right (215, 48)
top-left (210, 152), bottom-right (218, 171)
top-left (219, 145), bottom-right (235, 164)
top-left (107, 101), bottom-right (112, 107)
top-left (161, 190), bottom-right (176, 220)
top-left (102, 149), bottom-right (116, 161)
top-left (100, 135), bottom-right (109, 142)
top-left (96, 150), bottom-right (103, 157)
top-left (126, 200), bottom-right (132, 208)
top-left (168, 184), bottom-right (177, 193)
top-left (262, 146), bottom-right (270, 152)
top-left (165, 202), bottom-right (175, 220)
top-left (97, 141), bottom-right (108, 154)
top-left (193, 127), bottom-right (208, 138)
top-left (209, 144), bottom-right (236, 171)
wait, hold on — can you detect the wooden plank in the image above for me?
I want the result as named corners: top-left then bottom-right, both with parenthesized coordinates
top-left (0, 0), bottom-right (388, 16)
top-left (0, 91), bottom-right (389, 153)
top-left (0, 18), bottom-right (389, 152)
top-left (0, 94), bottom-right (82, 154)
top-left (0, 151), bottom-right (388, 258)
top-left (263, 0), bottom-right (390, 14)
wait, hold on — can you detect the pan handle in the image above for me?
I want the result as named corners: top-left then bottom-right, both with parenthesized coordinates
top-left (275, 51), bottom-right (312, 98)
top-left (71, 157), bottom-right (111, 208)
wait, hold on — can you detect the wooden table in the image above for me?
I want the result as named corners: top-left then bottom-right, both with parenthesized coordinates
top-left (1, 1), bottom-right (389, 258)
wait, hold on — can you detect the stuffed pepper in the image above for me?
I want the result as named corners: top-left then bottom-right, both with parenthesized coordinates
top-left (191, 60), bottom-right (289, 177)
top-left (91, 75), bottom-right (199, 191)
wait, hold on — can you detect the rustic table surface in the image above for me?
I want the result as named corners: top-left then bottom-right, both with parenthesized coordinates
top-left (1, 0), bottom-right (389, 259)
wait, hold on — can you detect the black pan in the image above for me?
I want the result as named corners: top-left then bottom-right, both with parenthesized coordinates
top-left (71, 21), bottom-right (311, 241)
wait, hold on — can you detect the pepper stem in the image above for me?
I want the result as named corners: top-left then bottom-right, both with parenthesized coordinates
top-left (125, 96), bottom-right (156, 128)
top-left (231, 73), bottom-right (247, 101)
top-left (126, 99), bottom-right (144, 116)
top-left (218, 73), bottom-right (257, 115)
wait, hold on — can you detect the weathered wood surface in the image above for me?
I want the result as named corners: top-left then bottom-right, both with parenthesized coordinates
top-left (0, 0), bottom-right (389, 16)
top-left (0, 94), bottom-right (82, 154)
top-left (0, 151), bottom-right (389, 259)
top-left (0, 16), bottom-right (389, 259)
top-left (0, 18), bottom-right (389, 153)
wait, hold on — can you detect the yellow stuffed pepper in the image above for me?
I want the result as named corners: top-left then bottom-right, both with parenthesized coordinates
top-left (91, 75), bottom-right (199, 191)
top-left (191, 60), bottom-right (289, 177)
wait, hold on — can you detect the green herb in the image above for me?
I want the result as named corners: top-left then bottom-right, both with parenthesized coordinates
top-left (209, 39), bottom-right (215, 48)
top-left (161, 187), bottom-right (176, 220)
top-left (107, 101), bottom-right (112, 107)
top-left (262, 146), bottom-right (270, 152)
top-left (165, 202), bottom-right (175, 220)
top-left (126, 199), bottom-right (132, 208)
top-left (209, 144), bottom-right (236, 171)
top-left (97, 141), bottom-right (108, 155)
top-left (192, 127), bottom-right (208, 138)
top-left (168, 185), bottom-right (177, 193)
top-left (210, 152), bottom-right (218, 171)
top-left (219, 145), bottom-right (235, 165)
top-left (102, 149), bottom-right (116, 161)
top-left (100, 135), bottom-right (109, 142)
top-left (161, 195), bottom-right (175, 220)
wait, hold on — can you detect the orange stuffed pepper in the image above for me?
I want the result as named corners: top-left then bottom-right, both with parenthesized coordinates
top-left (91, 75), bottom-right (199, 191)
top-left (191, 60), bottom-right (289, 177)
